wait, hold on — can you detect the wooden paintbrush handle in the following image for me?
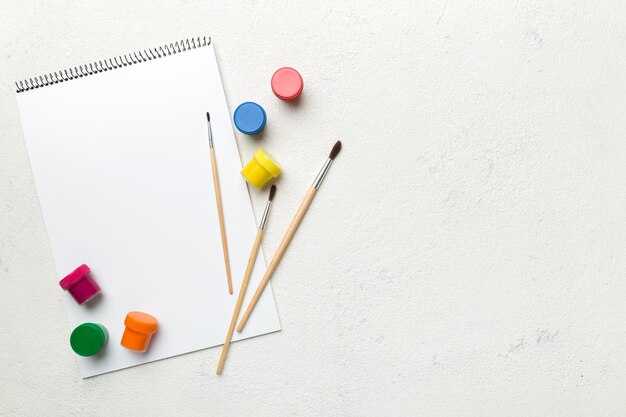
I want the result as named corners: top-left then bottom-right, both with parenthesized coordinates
top-left (211, 148), bottom-right (233, 294)
top-left (237, 187), bottom-right (317, 332)
top-left (216, 228), bottom-right (264, 375)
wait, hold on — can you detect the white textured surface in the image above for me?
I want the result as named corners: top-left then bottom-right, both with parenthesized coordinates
top-left (1, 1), bottom-right (625, 415)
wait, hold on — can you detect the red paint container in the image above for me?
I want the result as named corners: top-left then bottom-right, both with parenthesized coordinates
top-left (59, 264), bottom-right (101, 304)
top-left (271, 67), bottom-right (303, 101)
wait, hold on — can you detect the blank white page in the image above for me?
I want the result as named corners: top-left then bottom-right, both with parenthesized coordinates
top-left (16, 42), bottom-right (281, 377)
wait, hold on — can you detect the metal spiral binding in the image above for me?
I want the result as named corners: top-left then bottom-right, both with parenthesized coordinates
top-left (15, 36), bottom-right (210, 93)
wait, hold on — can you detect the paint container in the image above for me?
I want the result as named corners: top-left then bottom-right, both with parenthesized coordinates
top-left (59, 264), bottom-right (101, 305)
top-left (241, 148), bottom-right (282, 189)
top-left (121, 311), bottom-right (158, 352)
top-left (271, 67), bottom-right (303, 101)
top-left (70, 323), bottom-right (108, 357)
top-left (233, 102), bottom-right (267, 135)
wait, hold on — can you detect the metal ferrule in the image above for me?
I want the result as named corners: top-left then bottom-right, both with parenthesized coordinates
top-left (259, 200), bottom-right (272, 229)
top-left (311, 158), bottom-right (333, 189)
top-left (207, 124), bottom-right (214, 148)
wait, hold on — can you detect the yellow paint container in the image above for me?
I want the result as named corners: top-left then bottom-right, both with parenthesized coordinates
top-left (241, 148), bottom-right (282, 188)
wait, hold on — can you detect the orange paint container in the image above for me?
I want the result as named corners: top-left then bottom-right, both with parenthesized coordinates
top-left (121, 311), bottom-right (158, 352)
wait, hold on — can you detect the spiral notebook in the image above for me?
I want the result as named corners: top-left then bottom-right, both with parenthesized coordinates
top-left (15, 37), bottom-right (281, 377)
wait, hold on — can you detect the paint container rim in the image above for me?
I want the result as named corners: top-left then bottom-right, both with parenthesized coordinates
top-left (124, 311), bottom-right (158, 335)
top-left (59, 264), bottom-right (91, 289)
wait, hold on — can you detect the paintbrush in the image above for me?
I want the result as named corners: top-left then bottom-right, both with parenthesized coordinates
top-left (236, 141), bottom-right (342, 332)
top-left (206, 112), bottom-right (233, 294)
top-left (216, 185), bottom-right (276, 375)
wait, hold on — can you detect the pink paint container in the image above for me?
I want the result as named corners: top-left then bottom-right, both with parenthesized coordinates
top-left (59, 264), bottom-right (101, 304)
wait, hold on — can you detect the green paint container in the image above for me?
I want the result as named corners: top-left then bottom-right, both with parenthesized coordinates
top-left (70, 323), bottom-right (108, 357)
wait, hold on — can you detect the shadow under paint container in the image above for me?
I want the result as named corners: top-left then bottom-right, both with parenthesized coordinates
top-left (121, 311), bottom-right (158, 352)
top-left (241, 148), bottom-right (282, 189)
top-left (59, 264), bottom-right (101, 304)
top-left (70, 323), bottom-right (108, 357)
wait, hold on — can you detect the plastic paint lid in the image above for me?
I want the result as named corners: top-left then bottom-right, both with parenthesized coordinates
top-left (271, 67), bottom-right (303, 101)
top-left (70, 323), bottom-right (108, 357)
top-left (124, 311), bottom-right (158, 334)
top-left (59, 264), bottom-right (91, 289)
top-left (253, 148), bottom-right (282, 176)
top-left (234, 102), bottom-right (267, 135)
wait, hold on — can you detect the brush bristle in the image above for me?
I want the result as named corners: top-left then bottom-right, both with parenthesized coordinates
top-left (329, 140), bottom-right (342, 160)
top-left (206, 112), bottom-right (210, 122)
top-left (268, 185), bottom-right (276, 201)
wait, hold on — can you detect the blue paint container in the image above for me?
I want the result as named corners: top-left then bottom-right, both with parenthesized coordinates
top-left (233, 102), bottom-right (266, 135)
